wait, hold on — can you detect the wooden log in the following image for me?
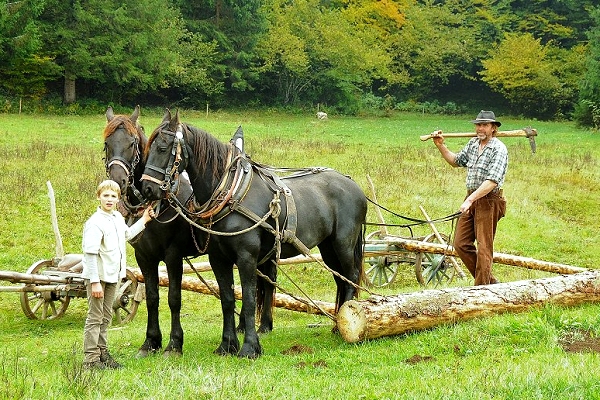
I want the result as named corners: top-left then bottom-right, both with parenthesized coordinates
top-left (129, 268), bottom-right (335, 315)
top-left (0, 270), bottom-right (71, 285)
top-left (164, 254), bottom-right (324, 275)
top-left (337, 270), bottom-right (600, 343)
top-left (370, 237), bottom-right (586, 274)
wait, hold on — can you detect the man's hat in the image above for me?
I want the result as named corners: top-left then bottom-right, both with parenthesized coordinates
top-left (471, 110), bottom-right (501, 127)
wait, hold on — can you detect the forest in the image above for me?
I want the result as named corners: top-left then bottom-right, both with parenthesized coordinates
top-left (1, 0), bottom-right (599, 125)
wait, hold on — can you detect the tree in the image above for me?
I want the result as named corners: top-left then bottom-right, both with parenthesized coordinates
top-left (0, 0), bottom-right (60, 106)
top-left (256, 0), bottom-right (395, 109)
top-left (389, 0), bottom-right (506, 101)
top-left (174, 0), bottom-right (267, 106)
top-left (37, 0), bottom-right (185, 104)
top-left (576, 6), bottom-right (600, 128)
top-left (480, 33), bottom-right (585, 119)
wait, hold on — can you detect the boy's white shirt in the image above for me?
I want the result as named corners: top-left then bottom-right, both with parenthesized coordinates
top-left (81, 207), bottom-right (146, 283)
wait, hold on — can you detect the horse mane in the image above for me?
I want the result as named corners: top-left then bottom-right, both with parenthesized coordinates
top-left (146, 121), bottom-right (230, 182)
top-left (103, 115), bottom-right (144, 140)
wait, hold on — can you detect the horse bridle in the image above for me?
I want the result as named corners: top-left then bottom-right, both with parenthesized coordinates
top-left (104, 128), bottom-right (146, 206)
top-left (141, 124), bottom-right (188, 195)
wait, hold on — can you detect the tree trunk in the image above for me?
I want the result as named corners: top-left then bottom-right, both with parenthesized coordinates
top-left (129, 268), bottom-right (335, 315)
top-left (63, 76), bottom-right (76, 104)
top-left (337, 270), bottom-right (600, 343)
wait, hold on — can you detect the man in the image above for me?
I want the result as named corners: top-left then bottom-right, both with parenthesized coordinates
top-left (432, 110), bottom-right (508, 285)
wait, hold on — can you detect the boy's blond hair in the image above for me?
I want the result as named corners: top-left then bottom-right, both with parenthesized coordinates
top-left (96, 179), bottom-right (121, 198)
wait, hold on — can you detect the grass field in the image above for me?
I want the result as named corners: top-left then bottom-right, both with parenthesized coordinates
top-left (0, 109), bottom-right (599, 399)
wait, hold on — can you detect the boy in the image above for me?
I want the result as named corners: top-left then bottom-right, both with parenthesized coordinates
top-left (82, 180), bottom-right (154, 369)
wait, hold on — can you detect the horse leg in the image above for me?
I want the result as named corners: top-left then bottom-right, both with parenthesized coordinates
top-left (163, 253), bottom-right (184, 357)
top-left (210, 256), bottom-right (240, 356)
top-left (236, 255), bottom-right (262, 358)
top-left (319, 237), bottom-right (361, 312)
top-left (135, 254), bottom-right (162, 357)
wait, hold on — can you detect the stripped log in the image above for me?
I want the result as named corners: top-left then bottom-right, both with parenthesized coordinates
top-left (129, 268), bottom-right (335, 315)
top-left (369, 237), bottom-right (586, 274)
top-left (337, 270), bottom-right (600, 343)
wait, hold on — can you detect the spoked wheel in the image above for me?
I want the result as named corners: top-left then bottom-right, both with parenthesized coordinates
top-left (112, 268), bottom-right (141, 325)
top-left (364, 257), bottom-right (399, 288)
top-left (414, 233), bottom-right (454, 287)
top-left (20, 259), bottom-right (70, 320)
top-left (363, 231), bottom-right (402, 288)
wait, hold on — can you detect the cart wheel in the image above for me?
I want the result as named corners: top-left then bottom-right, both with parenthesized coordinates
top-left (20, 259), bottom-right (70, 320)
top-left (364, 257), bottom-right (399, 288)
top-left (414, 233), bottom-right (453, 287)
top-left (112, 268), bottom-right (141, 325)
top-left (363, 231), bottom-right (399, 288)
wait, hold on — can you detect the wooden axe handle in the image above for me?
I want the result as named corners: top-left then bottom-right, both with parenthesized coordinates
top-left (420, 128), bottom-right (537, 141)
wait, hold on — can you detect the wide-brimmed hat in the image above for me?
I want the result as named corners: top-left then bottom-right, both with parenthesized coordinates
top-left (470, 110), bottom-right (501, 127)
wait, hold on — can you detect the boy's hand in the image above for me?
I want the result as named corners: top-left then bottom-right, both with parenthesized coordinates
top-left (143, 205), bottom-right (155, 223)
top-left (91, 282), bottom-right (104, 298)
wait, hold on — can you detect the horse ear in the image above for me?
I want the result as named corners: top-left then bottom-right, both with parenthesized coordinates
top-left (161, 108), bottom-right (172, 124)
top-left (106, 106), bottom-right (114, 122)
top-left (131, 105), bottom-right (140, 124)
top-left (168, 109), bottom-right (180, 132)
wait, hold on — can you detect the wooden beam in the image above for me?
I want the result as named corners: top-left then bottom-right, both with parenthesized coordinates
top-left (129, 268), bottom-right (335, 315)
top-left (368, 237), bottom-right (586, 275)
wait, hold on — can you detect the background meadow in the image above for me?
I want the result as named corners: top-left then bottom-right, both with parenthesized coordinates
top-left (0, 110), bottom-right (599, 399)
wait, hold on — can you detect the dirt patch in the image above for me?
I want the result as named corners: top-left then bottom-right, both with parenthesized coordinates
top-left (281, 344), bottom-right (314, 355)
top-left (559, 329), bottom-right (600, 353)
top-left (294, 359), bottom-right (328, 369)
top-left (405, 354), bottom-right (436, 364)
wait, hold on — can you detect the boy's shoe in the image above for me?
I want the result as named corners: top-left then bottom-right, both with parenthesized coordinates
top-left (100, 350), bottom-right (123, 369)
top-left (83, 360), bottom-right (106, 370)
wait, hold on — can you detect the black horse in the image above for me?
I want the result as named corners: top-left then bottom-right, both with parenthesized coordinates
top-left (104, 106), bottom-right (205, 357)
top-left (103, 107), bottom-right (274, 358)
top-left (141, 109), bottom-right (367, 358)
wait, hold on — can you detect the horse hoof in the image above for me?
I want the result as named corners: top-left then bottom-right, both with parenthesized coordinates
top-left (163, 349), bottom-right (183, 358)
top-left (214, 344), bottom-right (238, 356)
top-left (238, 344), bottom-right (262, 359)
top-left (257, 325), bottom-right (272, 334)
top-left (135, 349), bottom-right (158, 358)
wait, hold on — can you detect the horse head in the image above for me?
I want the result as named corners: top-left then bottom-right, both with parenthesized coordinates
top-left (103, 105), bottom-right (147, 206)
top-left (141, 108), bottom-right (190, 201)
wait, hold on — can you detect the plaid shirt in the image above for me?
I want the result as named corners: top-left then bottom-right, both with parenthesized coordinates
top-left (454, 137), bottom-right (508, 191)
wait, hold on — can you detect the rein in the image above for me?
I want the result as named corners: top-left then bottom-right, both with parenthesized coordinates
top-left (365, 197), bottom-right (461, 237)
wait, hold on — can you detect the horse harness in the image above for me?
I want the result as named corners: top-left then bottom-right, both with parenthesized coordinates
top-left (142, 124), bottom-right (328, 263)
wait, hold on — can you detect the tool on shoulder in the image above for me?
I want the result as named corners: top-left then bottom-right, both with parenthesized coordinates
top-left (420, 127), bottom-right (537, 154)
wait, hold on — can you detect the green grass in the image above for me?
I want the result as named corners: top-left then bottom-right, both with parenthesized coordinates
top-left (0, 110), bottom-right (599, 399)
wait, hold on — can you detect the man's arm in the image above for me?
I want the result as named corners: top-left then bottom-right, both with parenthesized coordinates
top-left (460, 180), bottom-right (498, 213)
top-left (432, 131), bottom-right (458, 167)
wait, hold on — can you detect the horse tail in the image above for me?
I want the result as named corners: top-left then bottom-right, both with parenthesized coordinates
top-left (354, 223), bottom-right (365, 297)
top-left (256, 261), bottom-right (276, 329)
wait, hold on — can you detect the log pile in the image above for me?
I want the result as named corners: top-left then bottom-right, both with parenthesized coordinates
top-left (130, 236), bottom-right (593, 344)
